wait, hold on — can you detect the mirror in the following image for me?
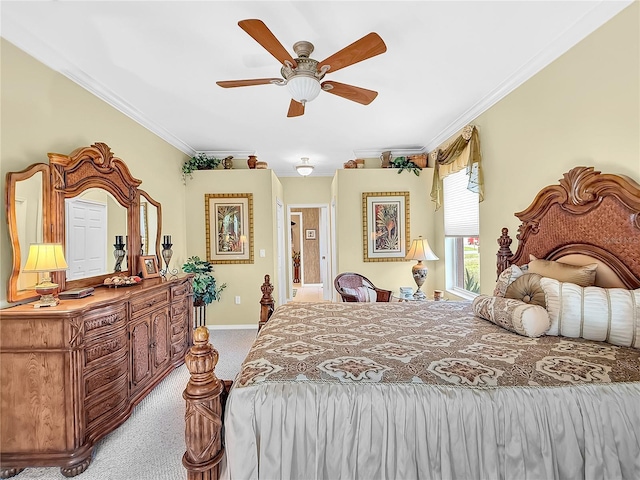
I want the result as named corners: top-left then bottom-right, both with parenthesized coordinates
top-left (6, 143), bottom-right (156, 297)
top-left (64, 188), bottom-right (128, 280)
top-left (6, 163), bottom-right (50, 303)
top-left (139, 189), bottom-right (162, 264)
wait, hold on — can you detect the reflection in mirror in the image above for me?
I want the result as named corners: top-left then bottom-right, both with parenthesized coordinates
top-left (15, 171), bottom-right (44, 292)
top-left (64, 188), bottom-right (128, 281)
top-left (139, 190), bottom-right (162, 264)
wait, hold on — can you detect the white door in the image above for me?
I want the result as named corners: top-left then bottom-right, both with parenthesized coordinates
top-left (319, 205), bottom-right (332, 300)
top-left (66, 198), bottom-right (107, 280)
top-left (276, 198), bottom-right (286, 306)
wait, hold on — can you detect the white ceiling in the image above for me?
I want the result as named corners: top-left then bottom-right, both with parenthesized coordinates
top-left (1, 1), bottom-right (632, 177)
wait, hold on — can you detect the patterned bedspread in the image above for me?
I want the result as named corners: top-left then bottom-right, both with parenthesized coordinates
top-left (236, 301), bottom-right (640, 388)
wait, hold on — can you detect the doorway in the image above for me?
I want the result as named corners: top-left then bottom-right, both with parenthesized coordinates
top-left (287, 204), bottom-right (332, 302)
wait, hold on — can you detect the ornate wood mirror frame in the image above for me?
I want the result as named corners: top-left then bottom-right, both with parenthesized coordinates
top-left (49, 143), bottom-right (142, 292)
top-left (139, 189), bottom-right (162, 260)
top-left (5, 163), bottom-right (51, 303)
top-left (6, 142), bottom-right (163, 301)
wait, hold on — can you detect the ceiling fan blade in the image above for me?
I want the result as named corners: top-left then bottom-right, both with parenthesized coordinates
top-left (322, 81), bottom-right (378, 105)
top-left (216, 78), bottom-right (281, 88)
top-left (318, 32), bottom-right (386, 74)
top-left (238, 19), bottom-right (297, 67)
top-left (287, 100), bottom-right (305, 117)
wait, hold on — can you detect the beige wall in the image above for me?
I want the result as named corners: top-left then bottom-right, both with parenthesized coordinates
top-left (468, 2), bottom-right (639, 294)
top-left (183, 169), bottom-right (281, 326)
top-left (0, 38), bottom-right (190, 307)
top-left (335, 168), bottom-right (439, 299)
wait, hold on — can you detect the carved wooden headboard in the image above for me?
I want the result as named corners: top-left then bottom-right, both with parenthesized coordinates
top-left (497, 166), bottom-right (640, 289)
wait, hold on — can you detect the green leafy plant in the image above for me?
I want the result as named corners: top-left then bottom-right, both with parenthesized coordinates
top-left (182, 153), bottom-right (222, 183)
top-left (464, 268), bottom-right (480, 294)
top-left (182, 256), bottom-right (227, 306)
top-left (390, 156), bottom-right (422, 176)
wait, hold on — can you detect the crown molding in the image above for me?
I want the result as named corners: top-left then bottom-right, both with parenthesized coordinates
top-left (3, 20), bottom-right (197, 157)
top-left (199, 150), bottom-right (256, 158)
top-left (424, 0), bottom-right (633, 151)
top-left (352, 147), bottom-right (426, 159)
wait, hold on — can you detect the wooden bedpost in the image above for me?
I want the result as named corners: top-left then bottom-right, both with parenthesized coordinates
top-left (183, 326), bottom-right (225, 480)
top-left (258, 274), bottom-right (275, 332)
top-left (497, 227), bottom-right (513, 279)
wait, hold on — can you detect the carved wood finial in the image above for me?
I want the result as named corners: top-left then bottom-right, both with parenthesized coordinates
top-left (91, 142), bottom-right (114, 166)
top-left (496, 228), bottom-right (513, 279)
top-left (258, 274), bottom-right (275, 331)
top-left (183, 326), bottom-right (224, 480)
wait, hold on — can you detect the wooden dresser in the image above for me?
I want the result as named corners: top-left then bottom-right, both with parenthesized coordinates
top-left (0, 276), bottom-right (193, 478)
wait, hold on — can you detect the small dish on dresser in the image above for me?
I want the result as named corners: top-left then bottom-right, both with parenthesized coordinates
top-left (103, 275), bottom-right (142, 287)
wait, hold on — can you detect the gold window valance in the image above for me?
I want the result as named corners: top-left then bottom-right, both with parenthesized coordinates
top-left (429, 125), bottom-right (484, 210)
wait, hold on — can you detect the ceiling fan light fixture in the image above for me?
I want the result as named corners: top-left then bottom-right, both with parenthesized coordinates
top-left (287, 75), bottom-right (321, 105)
top-left (296, 157), bottom-right (315, 176)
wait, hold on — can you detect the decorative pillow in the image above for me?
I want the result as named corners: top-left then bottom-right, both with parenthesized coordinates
top-left (528, 255), bottom-right (597, 287)
top-left (472, 295), bottom-right (551, 337)
top-left (539, 277), bottom-right (640, 349)
top-left (504, 273), bottom-right (546, 308)
top-left (341, 286), bottom-right (378, 302)
top-left (493, 264), bottom-right (525, 297)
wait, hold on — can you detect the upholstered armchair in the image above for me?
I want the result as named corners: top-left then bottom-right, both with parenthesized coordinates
top-left (334, 272), bottom-right (393, 302)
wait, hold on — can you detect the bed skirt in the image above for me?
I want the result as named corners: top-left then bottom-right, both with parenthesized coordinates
top-left (223, 381), bottom-right (640, 480)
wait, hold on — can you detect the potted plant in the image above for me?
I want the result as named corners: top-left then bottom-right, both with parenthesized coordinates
top-left (390, 156), bottom-right (422, 176)
top-left (182, 256), bottom-right (227, 306)
top-left (182, 153), bottom-right (222, 183)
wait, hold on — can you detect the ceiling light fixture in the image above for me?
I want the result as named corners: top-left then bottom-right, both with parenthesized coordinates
top-left (286, 74), bottom-right (322, 105)
top-left (296, 157), bottom-right (314, 176)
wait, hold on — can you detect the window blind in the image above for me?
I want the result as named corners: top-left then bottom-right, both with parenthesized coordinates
top-left (443, 168), bottom-right (479, 237)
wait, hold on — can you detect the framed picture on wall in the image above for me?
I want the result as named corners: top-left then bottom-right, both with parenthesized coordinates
top-left (205, 193), bottom-right (254, 264)
top-left (362, 191), bottom-right (410, 262)
top-left (305, 229), bottom-right (316, 240)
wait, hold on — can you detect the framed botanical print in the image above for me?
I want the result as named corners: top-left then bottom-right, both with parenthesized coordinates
top-left (205, 193), bottom-right (254, 264)
top-left (362, 191), bottom-right (410, 262)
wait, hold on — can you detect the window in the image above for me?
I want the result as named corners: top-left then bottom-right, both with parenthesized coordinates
top-left (443, 169), bottom-right (480, 296)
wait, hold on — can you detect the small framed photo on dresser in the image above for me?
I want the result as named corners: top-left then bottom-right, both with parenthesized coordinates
top-left (139, 255), bottom-right (160, 279)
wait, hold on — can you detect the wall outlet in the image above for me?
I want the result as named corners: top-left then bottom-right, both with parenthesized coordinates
top-left (259, 249), bottom-right (266, 258)
top-left (235, 296), bottom-right (241, 304)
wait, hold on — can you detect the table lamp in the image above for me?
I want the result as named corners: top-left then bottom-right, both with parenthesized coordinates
top-left (23, 243), bottom-right (69, 308)
top-left (405, 236), bottom-right (439, 300)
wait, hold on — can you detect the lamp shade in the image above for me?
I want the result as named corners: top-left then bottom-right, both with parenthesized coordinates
top-left (405, 236), bottom-right (439, 261)
top-left (23, 243), bottom-right (69, 272)
top-left (295, 157), bottom-right (315, 176)
top-left (287, 75), bottom-right (321, 104)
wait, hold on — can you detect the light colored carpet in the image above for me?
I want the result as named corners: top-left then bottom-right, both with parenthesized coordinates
top-left (12, 328), bottom-right (257, 480)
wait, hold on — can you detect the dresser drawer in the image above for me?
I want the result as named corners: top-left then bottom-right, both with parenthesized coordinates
top-left (84, 325), bottom-right (128, 370)
top-left (171, 337), bottom-right (188, 361)
top-left (85, 375), bottom-right (129, 428)
top-left (171, 298), bottom-right (189, 319)
top-left (84, 304), bottom-right (127, 341)
top-left (171, 281), bottom-right (191, 300)
top-left (84, 351), bottom-right (129, 400)
top-left (129, 290), bottom-right (170, 319)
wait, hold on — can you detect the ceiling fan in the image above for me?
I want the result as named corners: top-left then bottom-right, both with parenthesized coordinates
top-left (216, 19), bottom-right (387, 117)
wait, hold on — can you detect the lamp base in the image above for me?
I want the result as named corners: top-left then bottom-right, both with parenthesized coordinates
top-left (411, 261), bottom-right (428, 300)
top-left (33, 281), bottom-right (60, 308)
top-left (412, 289), bottom-right (426, 300)
top-left (33, 294), bottom-right (60, 308)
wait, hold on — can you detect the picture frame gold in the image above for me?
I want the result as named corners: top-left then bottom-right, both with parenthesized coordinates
top-left (139, 255), bottom-right (160, 278)
top-left (362, 191), bottom-right (410, 262)
top-left (205, 193), bottom-right (254, 264)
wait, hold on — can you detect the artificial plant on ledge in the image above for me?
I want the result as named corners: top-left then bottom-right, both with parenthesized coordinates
top-left (182, 153), bottom-right (223, 183)
top-left (390, 156), bottom-right (422, 176)
top-left (182, 256), bottom-right (227, 306)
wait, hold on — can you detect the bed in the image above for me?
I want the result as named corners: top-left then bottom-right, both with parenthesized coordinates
top-left (182, 166), bottom-right (640, 480)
